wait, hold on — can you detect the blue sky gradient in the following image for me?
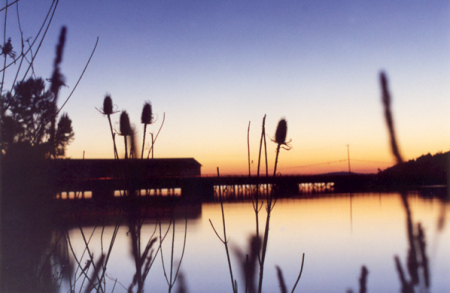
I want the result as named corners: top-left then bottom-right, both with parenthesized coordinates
top-left (4, 0), bottom-right (449, 174)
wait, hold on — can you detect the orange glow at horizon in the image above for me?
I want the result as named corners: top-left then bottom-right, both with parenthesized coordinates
top-left (66, 116), bottom-right (448, 177)
top-left (66, 139), bottom-right (439, 176)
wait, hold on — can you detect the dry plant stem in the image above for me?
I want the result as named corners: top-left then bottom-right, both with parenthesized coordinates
top-left (98, 221), bottom-right (120, 288)
top-left (78, 225), bottom-right (105, 293)
top-left (141, 123), bottom-right (147, 159)
top-left (290, 253), bottom-right (305, 293)
top-left (159, 215), bottom-right (184, 293)
top-left (209, 167), bottom-right (238, 293)
top-left (257, 208), bottom-right (271, 293)
top-left (0, 0), bottom-right (58, 78)
top-left (254, 115), bottom-right (267, 259)
top-left (380, 72), bottom-right (403, 165)
top-left (2, 1), bottom-right (59, 135)
top-left (273, 144), bottom-right (281, 178)
top-left (276, 266), bottom-right (287, 293)
top-left (151, 133), bottom-right (154, 159)
top-left (107, 115), bottom-right (118, 159)
top-left (66, 227), bottom-right (100, 292)
top-left (11, 3), bottom-right (29, 86)
top-left (57, 36), bottom-right (99, 114)
top-left (175, 217), bottom-right (188, 286)
top-left (1, 0), bottom-right (8, 102)
top-left (168, 217), bottom-right (176, 293)
top-left (380, 72), bottom-right (430, 291)
top-left (257, 142), bottom-right (282, 293)
top-left (159, 220), bottom-right (174, 284)
top-left (85, 254), bottom-right (106, 293)
top-left (48, 26), bottom-right (66, 156)
top-left (263, 126), bottom-right (268, 177)
top-left (147, 112), bottom-right (165, 158)
top-left (124, 136), bottom-right (128, 159)
top-left (65, 233), bottom-right (92, 289)
top-left (248, 121), bottom-right (251, 176)
top-left (0, 0), bottom-right (19, 13)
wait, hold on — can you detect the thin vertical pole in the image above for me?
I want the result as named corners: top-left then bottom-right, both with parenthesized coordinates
top-left (247, 121), bottom-right (251, 176)
top-left (347, 144), bottom-right (351, 174)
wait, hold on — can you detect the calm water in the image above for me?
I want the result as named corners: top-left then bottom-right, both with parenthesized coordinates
top-left (55, 192), bottom-right (450, 293)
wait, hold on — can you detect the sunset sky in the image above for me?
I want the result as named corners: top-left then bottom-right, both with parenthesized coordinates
top-left (4, 0), bottom-right (449, 175)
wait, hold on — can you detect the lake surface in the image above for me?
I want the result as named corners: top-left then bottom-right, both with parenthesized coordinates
top-left (53, 192), bottom-right (450, 293)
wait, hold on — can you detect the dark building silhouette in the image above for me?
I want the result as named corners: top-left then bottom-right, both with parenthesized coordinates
top-left (48, 158), bottom-right (202, 180)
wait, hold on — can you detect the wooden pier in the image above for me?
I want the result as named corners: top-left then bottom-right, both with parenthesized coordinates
top-left (54, 173), bottom-right (376, 202)
top-left (38, 158), bottom-right (377, 202)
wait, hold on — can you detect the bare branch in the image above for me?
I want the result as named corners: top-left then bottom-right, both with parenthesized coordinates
top-left (57, 37), bottom-right (99, 114)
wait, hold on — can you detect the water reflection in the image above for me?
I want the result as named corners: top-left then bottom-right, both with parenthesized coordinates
top-left (1, 191), bottom-right (449, 292)
top-left (1, 184), bottom-right (72, 292)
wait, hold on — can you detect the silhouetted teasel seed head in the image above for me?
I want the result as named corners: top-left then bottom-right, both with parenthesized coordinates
top-left (119, 111), bottom-right (132, 136)
top-left (103, 95), bottom-right (113, 115)
top-left (141, 102), bottom-right (152, 124)
top-left (275, 119), bottom-right (287, 145)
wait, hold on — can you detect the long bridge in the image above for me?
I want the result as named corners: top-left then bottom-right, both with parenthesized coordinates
top-left (49, 159), bottom-right (377, 202)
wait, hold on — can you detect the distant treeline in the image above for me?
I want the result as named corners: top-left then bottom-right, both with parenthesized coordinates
top-left (378, 151), bottom-right (448, 188)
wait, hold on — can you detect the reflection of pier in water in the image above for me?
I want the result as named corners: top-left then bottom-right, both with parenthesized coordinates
top-left (55, 197), bottom-right (203, 228)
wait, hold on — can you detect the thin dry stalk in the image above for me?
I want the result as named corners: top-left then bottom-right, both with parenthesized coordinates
top-left (56, 37), bottom-right (98, 115)
top-left (290, 253), bottom-right (305, 293)
top-left (48, 26), bottom-right (66, 157)
top-left (257, 118), bottom-right (290, 293)
top-left (380, 71), bottom-right (430, 292)
top-left (85, 254), bottom-right (105, 293)
top-left (248, 121), bottom-right (251, 176)
top-left (209, 167), bottom-right (238, 293)
top-left (146, 112), bottom-right (165, 158)
top-left (108, 115), bottom-right (118, 159)
top-left (159, 214), bottom-right (188, 293)
top-left (276, 266), bottom-right (287, 293)
top-left (98, 220), bottom-right (120, 289)
top-left (141, 122), bottom-right (148, 159)
top-left (253, 115), bottom-right (266, 259)
top-left (77, 226), bottom-right (106, 293)
top-left (380, 71), bottom-right (403, 165)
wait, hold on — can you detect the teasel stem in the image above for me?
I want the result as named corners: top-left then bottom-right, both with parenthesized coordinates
top-left (108, 115), bottom-right (118, 159)
top-left (99, 95), bottom-right (118, 159)
top-left (271, 118), bottom-right (288, 208)
top-left (124, 136), bottom-right (128, 159)
top-left (258, 118), bottom-right (288, 293)
top-left (141, 124), bottom-right (147, 159)
top-left (273, 144), bottom-right (281, 177)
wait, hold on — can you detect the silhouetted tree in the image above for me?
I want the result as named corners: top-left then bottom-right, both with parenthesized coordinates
top-left (0, 77), bottom-right (74, 157)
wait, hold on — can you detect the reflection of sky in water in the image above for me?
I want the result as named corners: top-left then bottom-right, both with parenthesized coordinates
top-left (64, 193), bottom-right (450, 292)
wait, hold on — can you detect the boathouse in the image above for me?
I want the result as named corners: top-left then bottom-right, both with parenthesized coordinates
top-left (49, 158), bottom-right (202, 180)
